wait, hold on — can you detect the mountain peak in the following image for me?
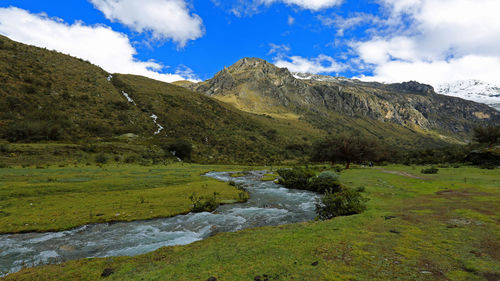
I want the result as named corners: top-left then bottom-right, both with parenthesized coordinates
top-left (226, 57), bottom-right (275, 72)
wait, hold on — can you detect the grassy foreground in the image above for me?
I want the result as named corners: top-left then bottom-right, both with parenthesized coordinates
top-left (3, 165), bottom-right (499, 280)
top-left (0, 163), bottom-right (250, 233)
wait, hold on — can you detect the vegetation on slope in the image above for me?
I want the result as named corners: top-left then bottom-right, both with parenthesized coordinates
top-left (0, 35), bottom-right (323, 164)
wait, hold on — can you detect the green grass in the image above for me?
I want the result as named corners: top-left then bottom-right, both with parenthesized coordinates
top-left (4, 166), bottom-right (499, 280)
top-left (0, 163), bottom-right (253, 233)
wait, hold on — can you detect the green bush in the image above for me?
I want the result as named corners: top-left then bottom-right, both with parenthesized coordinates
top-left (95, 153), bottom-right (108, 164)
top-left (167, 140), bottom-right (192, 161)
top-left (316, 189), bottom-right (368, 220)
top-left (308, 171), bottom-right (341, 193)
top-left (277, 168), bottom-right (315, 190)
top-left (189, 192), bottom-right (219, 212)
top-left (421, 167), bottom-right (439, 174)
top-left (356, 186), bottom-right (366, 192)
top-left (0, 143), bottom-right (9, 153)
top-left (479, 163), bottom-right (497, 170)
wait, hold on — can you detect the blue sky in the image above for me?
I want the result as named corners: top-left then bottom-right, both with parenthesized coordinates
top-left (0, 0), bottom-right (499, 86)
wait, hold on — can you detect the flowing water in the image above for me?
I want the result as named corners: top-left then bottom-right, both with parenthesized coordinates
top-left (0, 171), bottom-right (318, 276)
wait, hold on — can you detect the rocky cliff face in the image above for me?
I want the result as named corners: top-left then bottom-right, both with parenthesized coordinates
top-left (189, 58), bottom-right (500, 136)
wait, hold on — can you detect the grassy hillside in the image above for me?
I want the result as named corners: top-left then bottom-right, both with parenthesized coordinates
top-left (0, 35), bottom-right (324, 164)
top-left (5, 166), bottom-right (499, 280)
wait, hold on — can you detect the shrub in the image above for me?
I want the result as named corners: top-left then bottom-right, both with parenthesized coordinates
top-left (316, 189), bottom-right (368, 220)
top-left (277, 168), bottom-right (315, 190)
top-left (95, 153), bottom-right (108, 164)
top-left (124, 155), bottom-right (137, 163)
top-left (421, 167), bottom-right (439, 174)
top-left (0, 143), bottom-right (9, 153)
top-left (189, 192), bottom-right (219, 212)
top-left (356, 186), bottom-right (366, 192)
top-left (167, 140), bottom-right (192, 161)
top-left (308, 171), bottom-right (341, 193)
top-left (479, 163), bottom-right (497, 170)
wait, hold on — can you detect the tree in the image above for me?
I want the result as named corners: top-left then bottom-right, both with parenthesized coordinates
top-left (167, 139), bottom-right (192, 161)
top-left (311, 134), bottom-right (379, 169)
top-left (473, 125), bottom-right (500, 148)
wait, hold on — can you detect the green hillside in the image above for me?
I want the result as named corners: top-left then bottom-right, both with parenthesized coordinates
top-left (0, 35), bottom-right (324, 164)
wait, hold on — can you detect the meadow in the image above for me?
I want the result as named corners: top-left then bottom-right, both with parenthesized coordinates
top-left (2, 165), bottom-right (499, 280)
top-left (0, 163), bottom-right (251, 233)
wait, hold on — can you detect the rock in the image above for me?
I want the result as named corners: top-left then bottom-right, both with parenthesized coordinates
top-left (207, 277), bottom-right (217, 281)
top-left (254, 276), bottom-right (262, 281)
top-left (311, 261), bottom-right (319, 266)
top-left (389, 229), bottom-right (401, 234)
top-left (101, 268), bottom-right (114, 277)
top-left (384, 215), bottom-right (397, 220)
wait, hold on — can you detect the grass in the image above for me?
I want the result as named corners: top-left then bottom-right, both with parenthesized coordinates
top-left (0, 163), bottom-right (252, 234)
top-left (3, 165), bottom-right (499, 280)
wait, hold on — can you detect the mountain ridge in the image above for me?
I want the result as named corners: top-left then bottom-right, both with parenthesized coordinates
top-left (188, 58), bottom-right (499, 139)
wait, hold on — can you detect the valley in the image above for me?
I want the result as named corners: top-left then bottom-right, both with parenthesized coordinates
top-left (0, 34), bottom-right (499, 281)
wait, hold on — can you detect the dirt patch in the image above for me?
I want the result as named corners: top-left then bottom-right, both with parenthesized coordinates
top-left (377, 169), bottom-right (428, 180)
top-left (435, 189), bottom-right (489, 197)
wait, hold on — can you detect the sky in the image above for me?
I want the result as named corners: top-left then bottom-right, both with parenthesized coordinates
top-left (0, 0), bottom-right (499, 86)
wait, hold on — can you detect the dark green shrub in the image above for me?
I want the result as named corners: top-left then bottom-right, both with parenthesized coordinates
top-left (167, 140), bottom-right (192, 161)
top-left (0, 144), bottom-right (9, 153)
top-left (316, 189), bottom-right (368, 220)
top-left (308, 171), bottom-right (341, 193)
top-left (124, 155), bottom-right (138, 163)
top-left (479, 163), bottom-right (497, 170)
top-left (95, 153), bottom-right (108, 164)
top-left (421, 167), bottom-right (439, 174)
top-left (356, 186), bottom-right (366, 192)
top-left (189, 192), bottom-right (219, 212)
top-left (277, 168), bottom-right (315, 190)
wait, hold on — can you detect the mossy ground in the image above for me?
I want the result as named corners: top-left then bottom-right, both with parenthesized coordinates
top-left (3, 165), bottom-right (499, 280)
top-left (0, 163), bottom-right (252, 233)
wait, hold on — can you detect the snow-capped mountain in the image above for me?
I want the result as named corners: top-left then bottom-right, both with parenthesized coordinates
top-left (435, 80), bottom-right (500, 111)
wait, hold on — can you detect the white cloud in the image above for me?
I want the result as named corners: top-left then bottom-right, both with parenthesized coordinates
top-left (89, 0), bottom-right (204, 47)
top-left (317, 13), bottom-right (382, 36)
top-left (287, 15), bottom-right (295, 25)
top-left (222, 0), bottom-right (342, 17)
top-left (0, 7), bottom-right (198, 82)
top-left (268, 43), bottom-right (290, 58)
top-left (274, 54), bottom-right (344, 74)
top-left (351, 0), bottom-right (500, 85)
top-left (262, 0), bottom-right (343, 11)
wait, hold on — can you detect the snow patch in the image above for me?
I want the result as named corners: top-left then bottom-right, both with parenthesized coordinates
top-left (435, 80), bottom-right (500, 111)
top-left (107, 74), bottom-right (113, 82)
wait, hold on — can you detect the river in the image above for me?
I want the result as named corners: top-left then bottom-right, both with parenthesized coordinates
top-left (0, 171), bottom-right (318, 276)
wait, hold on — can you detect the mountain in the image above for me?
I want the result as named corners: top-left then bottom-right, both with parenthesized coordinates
top-left (435, 80), bottom-right (500, 111)
top-left (2, 35), bottom-right (499, 165)
top-left (0, 35), bottom-right (324, 164)
top-left (188, 58), bottom-right (500, 142)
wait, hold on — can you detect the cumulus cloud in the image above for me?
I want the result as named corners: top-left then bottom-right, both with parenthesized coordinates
top-left (0, 7), bottom-right (198, 82)
top-left (351, 0), bottom-right (500, 85)
top-left (274, 54), bottom-right (345, 74)
top-left (89, 0), bottom-right (204, 47)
